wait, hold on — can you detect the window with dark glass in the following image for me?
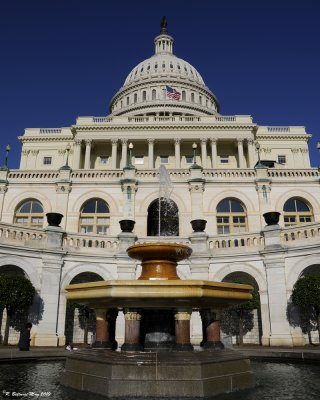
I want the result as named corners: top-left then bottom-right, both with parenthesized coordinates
top-left (14, 199), bottom-right (44, 227)
top-left (283, 197), bottom-right (313, 226)
top-left (79, 198), bottom-right (110, 234)
top-left (216, 198), bottom-right (247, 234)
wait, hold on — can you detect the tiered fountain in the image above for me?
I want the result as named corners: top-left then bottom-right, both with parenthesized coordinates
top-left (62, 239), bottom-right (254, 398)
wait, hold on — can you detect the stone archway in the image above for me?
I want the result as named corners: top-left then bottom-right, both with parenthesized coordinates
top-left (221, 272), bottom-right (262, 346)
top-left (64, 272), bottom-right (104, 346)
top-left (147, 197), bottom-right (179, 236)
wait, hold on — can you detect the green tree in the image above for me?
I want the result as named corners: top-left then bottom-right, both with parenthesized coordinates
top-left (0, 275), bottom-right (36, 345)
top-left (221, 285), bottom-right (260, 345)
top-left (292, 274), bottom-right (320, 343)
top-left (67, 302), bottom-right (95, 345)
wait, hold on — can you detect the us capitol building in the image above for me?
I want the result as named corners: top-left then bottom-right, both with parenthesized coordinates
top-left (0, 20), bottom-right (319, 347)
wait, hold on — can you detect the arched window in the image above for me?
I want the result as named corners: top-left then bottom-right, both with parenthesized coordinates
top-left (79, 198), bottom-right (110, 234)
top-left (14, 199), bottom-right (43, 227)
top-left (182, 90), bottom-right (186, 101)
top-left (216, 198), bottom-right (247, 234)
top-left (134, 93), bottom-right (138, 103)
top-left (142, 91), bottom-right (147, 101)
top-left (191, 92), bottom-right (195, 102)
top-left (283, 197), bottom-right (313, 226)
top-left (147, 198), bottom-right (179, 236)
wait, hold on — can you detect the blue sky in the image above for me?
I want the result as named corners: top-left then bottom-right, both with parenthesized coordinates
top-left (0, 0), bottom-right (319, 168)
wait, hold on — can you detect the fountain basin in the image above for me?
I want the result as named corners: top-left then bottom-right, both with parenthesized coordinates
top-left (127, 242), bottom-right (192, 280)
top-left (65, 279), bottom-right (252, 309)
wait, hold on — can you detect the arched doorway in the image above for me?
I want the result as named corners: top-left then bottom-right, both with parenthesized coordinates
top-left (147, 198), bottom-right (179, 236)
top-left (221, 272), bottom-right (262, 345)
top-left (0, 265), bottom-right (38, 345)
top-left (64, 272), bottom-right (104, 346)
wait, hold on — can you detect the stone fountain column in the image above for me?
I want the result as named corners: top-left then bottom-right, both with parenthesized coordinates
top-left (174, 310), bottom-right (194, 351)
top-left (92, 309), bottom-right (113, 349)
top-left (121, 309), bottom-right (143, 351)
top-left (201, 310), bottom-right (224, 350)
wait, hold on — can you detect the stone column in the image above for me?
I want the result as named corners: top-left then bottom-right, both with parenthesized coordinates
top-left (247, 139), bottom-right (255, 168)
top-left (111, 139), bottom-right (118, 169)
top-left (174, 138), bottom-right (181, 168)
top-left (174, 310), bottom-right (193, 351)
top-left (21, 150), bottom-right (30, 169)
top-left (262, 224), bottom-right (294, 346)
top-left (92, 309), bottom-right (113, 349)
top-left (211, 139), bottom-right (217, 168)
top-left (201, 138), bottom-right (207, 168)
top-left (237, 139), bottom-right (245, 168)
top-left (148, 138), bottom-right (154, 168)
top-left (31, 150), bottom-right (39, 169)
top-left (201, 310), bottom-right (224, 349)
top-left (300, 148), bottom-right (310, 168)
top-left (121, 139), bottom-right (128, 168)
top-left (0, 170), bottom-right (8, 220)
top-left (34, 227), bottom-right (65, 346)
top-left (84, 139), bottom-right (92, 169)
top-left (73, 139), bottom-right (82, 169)
top-left (121, 310), bottom-right (143, 351)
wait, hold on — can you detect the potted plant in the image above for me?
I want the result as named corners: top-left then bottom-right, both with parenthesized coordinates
top-left (190, 219), bottom-right (207, 232)
top-left (263, 212), bottom-right (280, 226)
top-left (46, 212), bottom-right (63, 227)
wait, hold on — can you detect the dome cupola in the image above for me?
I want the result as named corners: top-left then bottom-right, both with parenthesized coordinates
top-left (109, 17), bottom-right (220, 117)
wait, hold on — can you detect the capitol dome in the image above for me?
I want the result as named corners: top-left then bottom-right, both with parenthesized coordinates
top-left (109, 18), bottom-right (220, 117)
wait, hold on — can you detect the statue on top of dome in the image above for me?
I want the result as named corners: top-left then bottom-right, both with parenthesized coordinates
top-left (160, 16), bottom-right (168, 34)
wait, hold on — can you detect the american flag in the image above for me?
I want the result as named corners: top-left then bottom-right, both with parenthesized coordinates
top-left (166, 85), bottom-right (181, 101)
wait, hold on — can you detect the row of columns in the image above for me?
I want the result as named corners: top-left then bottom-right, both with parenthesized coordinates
top-left (73, 138), bottom-right (256, 170)
top-left (93, 308), bottom-right (223, 351)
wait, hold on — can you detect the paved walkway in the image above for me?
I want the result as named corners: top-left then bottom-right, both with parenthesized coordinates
top-left (0, 345), bottom-right (319, 362)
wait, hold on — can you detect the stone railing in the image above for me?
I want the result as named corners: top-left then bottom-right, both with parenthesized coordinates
top-left (8, 171), bottom-right (60, 180)
top-left (281, 222), bottom-right (320, 246)
top-left (70, 170), bottom-right (124, 180)
top-left (268, 169), bottom-right (320, 179)
top-left (135, 169), bottom-right (190, 180)
top-left (208, 232), bottom-right (264, 253)
top-left (203, 169), bottom-right (256, 179)
top-left (63, 232), bottom-right (119, 252)
top-left (76, 115), bottom-right (253, 126)
top-left (0, 223), bottom-right (46, 247)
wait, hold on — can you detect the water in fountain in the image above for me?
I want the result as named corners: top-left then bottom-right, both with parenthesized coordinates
top-left (158, 165), bottom-right (175, 236)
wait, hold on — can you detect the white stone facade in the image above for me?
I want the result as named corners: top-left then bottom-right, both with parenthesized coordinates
top-left (0, 22), bottom-right (319, 347)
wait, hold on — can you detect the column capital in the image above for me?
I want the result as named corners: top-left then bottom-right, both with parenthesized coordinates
top-left (121, 138), bottom-right (128, 145)
top-left (174, 138), bottom-right (180, 145)
top-left (247, 139), bottom-right (254, 145)
top-left (147, 138), bottom-right (155, 144)
top-left (111, 138), bottom-right (118, 145)
top-left (124, 310), bottom-right (141, 321)
top-left (210, 138), bottom-right (217, 144)
top-left (22, 149), bottom-right (30, 155)
top-left (174, 311), bottom-right (192, 320)
top-left (188, 181), bottom-right (205, 193)
top-left (85, 139), bottom-right (92, 146)
top-left (31, 150), bottom-right (39, 155)
top-left (236, 137), bottom-right (244, 144)
top-left (0, 185), bottom-right (8, 194)
top-left (74, 139), bottom-right (82, 146)
top-left (201, 137), bottom-right (208, 143)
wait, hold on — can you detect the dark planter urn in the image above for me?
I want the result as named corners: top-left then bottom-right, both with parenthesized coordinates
top-left (46, 212), bottom-right (63, 227)
top-left (263, 211), bottom-right (280, 226)
top-left (119, 219), bottom-right (135, 233)
top-left (190, 219), bottom-right (207, 232)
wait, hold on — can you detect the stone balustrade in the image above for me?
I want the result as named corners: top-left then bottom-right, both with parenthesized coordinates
top-left (0, 223), bottom-right (46, 247)
top-left (268, 169), bottom-right (320, 178)
top-left (8, 171), bottom-right (60, 180)
top-left (208, 232), bottom-right (265, 253)
top-left (281, 222), bottom-right (320, 246)
top-left (136, 236), bottom-right (191, 246)
top-left (63, 233), bottom-right (119, 252)
top-left (203, 169), bottom-right (256, 179)
top-left (70, 170), bottom-right (124, 180)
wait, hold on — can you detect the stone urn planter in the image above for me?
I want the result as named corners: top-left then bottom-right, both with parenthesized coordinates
top-left (46, 212), bottom-right (63, 227)
top-left (119, 219), bottom-right (135, 233)
top-left (190, 219), bottom-right (207, 232)
top-left (263, 211), bottom-right (280, 226)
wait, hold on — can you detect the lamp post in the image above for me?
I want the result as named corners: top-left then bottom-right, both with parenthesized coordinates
top-left (190, 142), bottom-right (201, 170)
top-left (254, 141), bottom-right (266, 169)
top-left (124, 142), bottom-right (135, 170)
top-left (0, 144), bottom-right (11, 171)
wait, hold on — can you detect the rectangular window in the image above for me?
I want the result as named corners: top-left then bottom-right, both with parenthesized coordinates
top-left (97, 226), bottom-right (108, 234)
top-left (43, 157), bottom-right (52, 165)
top-left (220, 155), bottom-right (229, 164)
top-left (160, 155), bottom-right (169, 164)
top-left (278, 155), bottom-right (286, 164)
top-left (100, 156), bottom-right (109, 164)
top-left (185, 155), bottom-right (193, 164)
top-left (134, 156), bottom-right (144, 165)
